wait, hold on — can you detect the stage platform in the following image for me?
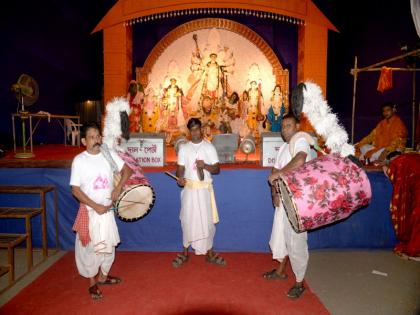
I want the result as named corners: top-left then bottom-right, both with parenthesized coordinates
top-left (0, 144), bottom-right (261, 169)
top-left (0, 144), bottom-right (396, 252)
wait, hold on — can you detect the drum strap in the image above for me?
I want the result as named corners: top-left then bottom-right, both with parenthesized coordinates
top-left (185, 179), bottom-right (219, 224)
top-left (100, 143), bottom-right (119, 172)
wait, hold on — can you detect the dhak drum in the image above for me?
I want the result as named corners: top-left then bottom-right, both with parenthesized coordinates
top-left (113, 149), bottom-right (156, 222)
top-left (114, 184), bottom-right (155, 222)
top-left (275, 153), bottom-right (371, 232)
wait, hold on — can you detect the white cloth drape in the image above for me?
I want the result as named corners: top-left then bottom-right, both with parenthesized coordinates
top-left (411, 0), bottom-right (420, 37)
top-left (269, 205), bottom-right (309, 282)
top-left (180, 186), bottom-right (215, 255)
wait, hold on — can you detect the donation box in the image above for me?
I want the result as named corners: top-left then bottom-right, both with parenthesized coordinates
top-left (260, 132), bottom-right (284, 167)
top-left (122, 133), bottom-right (166, 167)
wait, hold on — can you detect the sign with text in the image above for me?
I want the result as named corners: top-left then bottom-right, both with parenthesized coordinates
top-left (122, 134), bottom-right (165, 167)
top-left (260, 132), bottom-right (284, 167)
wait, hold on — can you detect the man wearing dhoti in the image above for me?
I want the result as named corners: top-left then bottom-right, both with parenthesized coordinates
top-left (265, 114), bottom-right (314, 299)
top-left (70, 122), bottom-right (132, 300)
top-left (173, 118), bottom-right (226, 267)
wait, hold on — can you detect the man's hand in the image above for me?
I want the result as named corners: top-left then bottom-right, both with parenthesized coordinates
top-left (196, 159), bottom-right (205, 169)
top-left (111, 186), bottom-right (122, 202)
top-left (71, 185), bottom-right (110, 215)
top-left (94, 204), bottom-right (111, 215)
top-left (268, 172), bottom-right (281, 186)
top-left (177, 177), bottom-right (186, 187)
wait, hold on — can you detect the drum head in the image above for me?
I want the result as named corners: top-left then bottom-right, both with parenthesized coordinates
top-left (277, 178), bottom-right (301, 232)
top-left (115, 184), bottom-right (155, 222)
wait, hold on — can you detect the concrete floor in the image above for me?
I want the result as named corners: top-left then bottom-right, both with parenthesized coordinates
top-left (306, 250), bottom-right (420, 315)
top-left (0, 249), bottom-right (65, 306)
top-left (1, 249), bottom-right (419, 314)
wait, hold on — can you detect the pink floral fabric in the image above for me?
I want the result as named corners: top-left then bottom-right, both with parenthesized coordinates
top-left (281, 153), bottom-right (371, 231)
top-left (117, 150), bottom-right (150, 187)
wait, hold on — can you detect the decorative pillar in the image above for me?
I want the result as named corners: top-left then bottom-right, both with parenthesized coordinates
top-left (297, 23), bottom-right (328, 95)
top-left (103, 24), bottom-right (133, 103)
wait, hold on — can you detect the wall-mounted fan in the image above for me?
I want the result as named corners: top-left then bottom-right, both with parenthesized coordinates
top-left (11, 74), bottom-right (39, 112)
top-left (10, 74), bottom-right (39, 158)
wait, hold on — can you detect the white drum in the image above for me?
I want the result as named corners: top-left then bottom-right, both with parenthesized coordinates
top-left (114, 184), bottom-right (155, 222)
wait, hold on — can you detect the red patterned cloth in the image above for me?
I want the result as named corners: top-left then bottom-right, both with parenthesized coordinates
top-left (387, 153), bottom-right (420, 257)
top-left (72, 203), bottom-right (90, 247)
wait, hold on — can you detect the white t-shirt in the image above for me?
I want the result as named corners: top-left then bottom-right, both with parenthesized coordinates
top-left (177, 140), bottom-right (219, 181)
top-left (70, 151), bottom-right (124, 207)
top-left (274, 137), bottom-right (312, 170)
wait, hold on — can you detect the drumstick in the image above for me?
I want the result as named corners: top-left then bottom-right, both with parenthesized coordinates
top-left (110, 204), bottom-right (131, 213)
top-left (115, 204), bottom-right (141, 211)
top-left (165, 171), bottom-right (179, 181)
top-left (107, 198), bottom-right (145, 204)
top-left (111, 203), bottom-right (144, 213)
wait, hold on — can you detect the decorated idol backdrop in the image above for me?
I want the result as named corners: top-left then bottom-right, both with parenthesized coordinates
top-left (146, 27), bottom-right (276, 110)
top-left (129, 17), bottom-right (293, 141)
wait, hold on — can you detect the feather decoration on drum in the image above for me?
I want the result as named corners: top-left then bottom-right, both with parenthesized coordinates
top-left (103, 97), bottom-right (131, 150)
top-left (291, 81), bottom-right (355, 158)
top-left (102, 97), bottom-right (155, 222)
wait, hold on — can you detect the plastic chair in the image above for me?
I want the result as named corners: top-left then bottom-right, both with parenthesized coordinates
top-left (64, 119), bottom-right (81, 146)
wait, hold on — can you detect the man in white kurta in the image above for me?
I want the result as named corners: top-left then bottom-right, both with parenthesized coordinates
top-left (70, 122), bottom-right (132, 299)
top-left (266, 114), bottom-right (313, 299)
top-left (173, 118), bottom-right (225, 267)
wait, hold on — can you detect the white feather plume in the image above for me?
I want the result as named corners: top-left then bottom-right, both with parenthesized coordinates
top-left (301, 81), bottom-right (355, 157)
top-left (102, 97), bottom-right (131, 149)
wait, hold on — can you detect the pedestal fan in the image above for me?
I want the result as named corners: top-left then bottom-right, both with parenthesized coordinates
top-left (11, 74), bottom-right (39, 158)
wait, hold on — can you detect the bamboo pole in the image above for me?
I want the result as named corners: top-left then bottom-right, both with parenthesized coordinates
top-left (360, 68), bottom-right (420, 72)
top-left (352, 49), bottom-right (420, 74)
top-left (351, 56), bottom-right (358, 144)
top-left (349, 50), bottom-right (420, 147)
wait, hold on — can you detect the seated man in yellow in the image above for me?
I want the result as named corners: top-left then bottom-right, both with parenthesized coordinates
top-left (356, 102), bottom-right (407, 163)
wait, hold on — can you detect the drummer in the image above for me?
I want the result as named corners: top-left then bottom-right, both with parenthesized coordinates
top-left (173, 118), bottom-right (226, 267)
top-left (265, 114), bottom-right (314, 299)
top-left (70, 122), bottom-right (133, 300)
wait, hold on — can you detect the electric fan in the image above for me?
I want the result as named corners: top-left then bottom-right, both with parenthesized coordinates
top-left (11, 74), bottom-right (39, 158)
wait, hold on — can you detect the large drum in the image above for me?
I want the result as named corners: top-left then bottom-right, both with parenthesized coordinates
top-left (109, 148), bottom-right (156, 222)
top-left (275, 153), bottom-right (371, 232)
top-left (114, 184), bottom-right (155, 222)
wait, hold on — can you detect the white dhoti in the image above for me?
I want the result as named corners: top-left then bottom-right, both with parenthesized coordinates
top-left (269, 205), bottom-right (309, 282)
top-left (359, 144), bottom-right (385, 162)
top-left (180, 180), bottom-right (218, 255)
top-left (75, 209), bottom-right (120, 278)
